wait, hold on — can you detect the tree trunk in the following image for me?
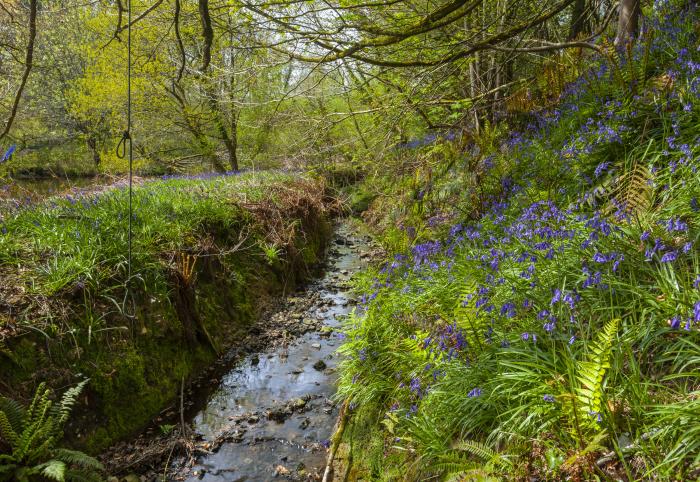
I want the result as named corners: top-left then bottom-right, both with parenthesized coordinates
top-left (223, 113), bottom-right (238, 171)
top-left (205, 84), bottom-right (238, 172)
top-left (86, 136), bottom-right (101, 167)
top-left (615, 0), bottom-right (641, 46)
top-left (569, 0), bottom-right (590, 40)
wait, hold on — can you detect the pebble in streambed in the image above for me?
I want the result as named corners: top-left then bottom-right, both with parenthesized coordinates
top-left (177, 223), bottom-right (374, 481)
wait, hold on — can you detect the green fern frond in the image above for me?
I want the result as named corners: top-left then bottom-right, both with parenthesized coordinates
top-left (52, 379), bottom-right (88, 428)
top-left (38, 460), bottom-right (66, 481)
top-left (0, 397), bottom-right (26, 436)
top-left (575, 319), bottom-right (619, 428)
top-left (53, 449), bottom-right (103, 470)
top-left (25, 383), bottom-right (47, 424)
top-left (0, 411), bottom-right (19, 448)
top-left (451, 440), bottom-right (499, 463)
top-left (0, 382), bottom-right (100, 481)
top-left (436, 451), bottom-right (500, 481)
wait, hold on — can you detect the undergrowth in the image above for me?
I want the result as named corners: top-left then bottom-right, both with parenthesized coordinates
top-left (339, 2), bottom-right (700, 480)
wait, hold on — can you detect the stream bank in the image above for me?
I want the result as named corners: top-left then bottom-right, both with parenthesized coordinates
top-left (101, 221), bottom-right (379, 481)
top-left (0, 173), bottom-right (336, 453)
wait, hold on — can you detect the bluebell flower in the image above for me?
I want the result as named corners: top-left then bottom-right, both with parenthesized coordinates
top-left (563, 291), bottom-right (578, 309)
top-left (588, 411), bottom-right (603, 423)
top-left (661, 251), bottom-right (678, 263)
top-left (551, 289), bottom-right (562, 305)
top-left (0, 145), bottom-right (16, 163)
top-left (670, 315), bottom-right (682, 329)
top-left (409, 377), bottom-right (421, 397)
top-left (467, 387), bottom-right (482, 398)
top-left (543, 395), bottom-right (555, 402)
top-left (664, 217), bottom-right (688, 232)
top-left (594, 161), bottom-right (610, 177)
top-left (500, 302), bottom-right (516, 318)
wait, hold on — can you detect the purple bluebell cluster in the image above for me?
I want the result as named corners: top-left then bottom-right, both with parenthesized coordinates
top-left (347, 2), bottom-right (700, 424)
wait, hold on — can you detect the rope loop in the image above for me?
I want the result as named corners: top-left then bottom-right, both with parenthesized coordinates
top-left (116, 130), bottom-right (131, 159)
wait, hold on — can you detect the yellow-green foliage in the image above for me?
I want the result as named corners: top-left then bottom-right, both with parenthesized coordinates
top-left (575, 318), bottom-right (619, 431)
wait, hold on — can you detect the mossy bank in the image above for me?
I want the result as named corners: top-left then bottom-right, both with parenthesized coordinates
top-left (0, 171), bottom-right (334, 452)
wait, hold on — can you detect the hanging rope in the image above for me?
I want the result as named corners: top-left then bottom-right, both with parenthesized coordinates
top-left (116, 0), bottom-right (134, 310)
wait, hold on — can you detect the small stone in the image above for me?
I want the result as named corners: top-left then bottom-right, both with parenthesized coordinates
top-left (311, 343), bottom-right (321, 349)
top-left (267, 407), bottom-right (292, 423)
top-left (274, 465), bottom-right (290, 476)
top-left (248, 415), bottom-right (259, 424)
top-left (299, 418), bottom-right (310, 429)
top-left (313, 360), bottom-right (327, 371)
top-left (291, 398), bottom-right (307, 410)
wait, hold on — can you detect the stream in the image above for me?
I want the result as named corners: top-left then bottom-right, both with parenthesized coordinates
top-left (175, 223), bottom-right (371, 481)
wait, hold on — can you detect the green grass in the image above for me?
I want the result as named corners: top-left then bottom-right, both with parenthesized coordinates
top-left (0, 171), bottom-right (313, 304)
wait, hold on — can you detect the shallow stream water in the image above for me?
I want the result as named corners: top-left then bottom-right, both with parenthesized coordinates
top-left (181, 223), bottom-right (370, 481)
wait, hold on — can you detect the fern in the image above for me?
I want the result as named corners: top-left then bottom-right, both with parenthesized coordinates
top-left (0, 396), bottom-right (26, 435)
top-left (451, 440), bottom-right (502, 465)
top-left (53, 449), bottom-right (102, 470)
top-left (575, 319), bottom-right (619, 430)
top-left (432, 438), bottom-right (511, 481)
top-left (0, 380), bottom-right (102, 482)
top-left (52, 380), bottom-right (88, 429)
top-left (0, 410), bottom-right (19, 447)
top-left (606, 163), bottom-right (653, 215)
top-left (38, 460), bottom-right (66, 481)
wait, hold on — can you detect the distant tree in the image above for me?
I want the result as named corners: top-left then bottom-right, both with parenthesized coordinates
top-left (0, 0), bottom-right (37, 141)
